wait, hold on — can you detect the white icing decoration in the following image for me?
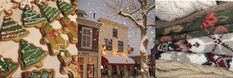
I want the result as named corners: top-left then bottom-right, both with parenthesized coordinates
top-left (51, 20), bottom-right (62, 29)
top-left (14, 0), bottom-right (34, 9)
top-left (0, 58), bottom-right (4, 62)
top-left (68, 15), bottom-right (77, 22)
top-left (0, 0), bottom-right (16, 14)
top-left (61, 52), bottom-right (64, 56)
top-left (0, 65), bottom-right (4, 71)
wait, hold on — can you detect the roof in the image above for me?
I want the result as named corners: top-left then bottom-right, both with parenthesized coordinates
top-left (78, 17), bottom-right (102, 28)
top-left (98, 17), bottom-right (128, 29)
top-left (102, 56), bottom-right (135, 65)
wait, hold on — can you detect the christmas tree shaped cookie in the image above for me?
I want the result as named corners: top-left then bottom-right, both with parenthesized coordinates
top-left (0, 15), bottom-right (29, 42)
top-left (58, 50), bottom-right (79, 78)
top-left (40, 23), bottom-right (69, 56)
top-left (38, 3), bottom-right (60, 23)
top-left (57, 0), bottom-right (75, 16)
top-left (60, 16), bottom-right (77, 44)
top-left (0, 55), bottom-right (19, 78)
top-left (19, 39), bottom-right (47, 70)
top-left (22, 68), bottom-right (55, 78)
top-left (22, 6), bottom-right (47, 28)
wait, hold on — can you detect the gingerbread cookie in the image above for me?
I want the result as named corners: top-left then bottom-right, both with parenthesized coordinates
top-left (0, 0), bottom-right (17, 16)
top-left (40, 23), bottom-right (69, 56)
top-left (58, 50), bottom-right (79, 78)
top-left (0, 55), bottom-right (19, 78)
top-left (59, 16), bottom-right (77, 44)
top-left (57, 0), bottom-right (75, 16)
top-left (37, 2), bottom-right (60, 23)
top-left (19, 39), bottom-right (48, 70)
top-left (22, 6), bottom-right (47, 28)
top-left (12, 0), bottom-right (34, 9)
top-left (0, 15), bottom-right (29, 42)
top-left (22, 68), bottom-right (55, 78)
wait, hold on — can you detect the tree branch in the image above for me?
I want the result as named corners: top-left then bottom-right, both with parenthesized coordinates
top-left (145, 5), bottom-right (155, 14)
top-left (130, 7), bottom-right (140, 15)
top-left (118, 11), bottom-right (144, 29)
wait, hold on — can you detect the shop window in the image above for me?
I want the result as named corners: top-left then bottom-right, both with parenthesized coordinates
top-left (87, 57), bottom-right (94, 78)
top-left (87, 64), bottom-right (94, 78)
top-left (113, 28), bottom-right (118, 38)
top-left (104, 38), bottom-right (112, 51)
top-left (118, 41), bottom-right (123, 52)
top-left (81, 27), bottom-right (93, 49)
top-left (77, 57), bottom-right (84, 78)
top-left (112, 65), bottom-right (117, 75)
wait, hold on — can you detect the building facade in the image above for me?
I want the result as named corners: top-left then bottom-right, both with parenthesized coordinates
top-left (77, 9), bottom-right (102, 78)
top-left (98, 18), bottom-right (135, 77)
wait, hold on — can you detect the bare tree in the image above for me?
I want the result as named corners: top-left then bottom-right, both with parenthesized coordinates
top-left (99, 0), bottom-right (155, 78)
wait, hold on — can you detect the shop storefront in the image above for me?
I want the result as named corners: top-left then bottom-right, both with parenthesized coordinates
top-left (76, 55), bottom-right (99, 78)
top-left (101, 56), bottom-right (135, 77)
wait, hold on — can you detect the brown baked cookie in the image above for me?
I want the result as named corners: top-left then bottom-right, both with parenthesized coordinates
top-left (56, 0), bottom-right (76, 16)
top-left (22, 6), bottom-right (47, 28)
top-left (40, 23), bottom-right (69, 56)
top-left (57, 50), bottom-right (79, 78)
top-left (19, 39), bottom-right (48, 70)
top-left (0, 55), bottom-right (19, 78)
top-left (59, 16), bottom-right (77, 44)
top-left (22, 68), bottom-right (55, 78)
top-left (0, 15), bottom-right (29, 42)
top-left (12, 0), bottom-right (34, 9)
top-left (37, 2), bottom-right (60, 23)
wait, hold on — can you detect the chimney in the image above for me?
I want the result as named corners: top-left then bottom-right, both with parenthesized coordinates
top-left (93, 13), bottom-right (96, 19)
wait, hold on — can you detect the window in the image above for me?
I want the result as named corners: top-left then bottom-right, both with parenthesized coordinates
top-left (118, 41), bottom-right (123, 52)
top-left (113, 28), bottom-right (118, 38)
top-left (81, 27), bottom-right (92, 49)
top-left (104, 38), bottom-right (112, 51)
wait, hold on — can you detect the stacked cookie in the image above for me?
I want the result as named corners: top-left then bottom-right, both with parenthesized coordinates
top-left (0, 0), bottom-right (78, 77)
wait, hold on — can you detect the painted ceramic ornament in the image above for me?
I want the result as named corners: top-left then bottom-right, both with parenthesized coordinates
top-left (19, 39), bottom-right (48, 70)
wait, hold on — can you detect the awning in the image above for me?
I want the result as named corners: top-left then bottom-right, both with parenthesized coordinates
top-left (102, 56), bottom-right (135, 65)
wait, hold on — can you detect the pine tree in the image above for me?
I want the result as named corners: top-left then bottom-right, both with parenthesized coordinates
top-left (38, 3), bottom-right (60, 23)
top-left (19, 39), bottom-right (47, 70)
top-left (0, 56), bottom-right (19, 78)
top-left (22, 6), bottom-right (47, 28)
top-left (0, 15), bottom-right (29, 42)
top-left (57, 0), bottom-right (75, 16)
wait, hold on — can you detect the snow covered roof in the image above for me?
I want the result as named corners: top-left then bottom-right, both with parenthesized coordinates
top-left (103, 56), bottom-right (135, 64)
